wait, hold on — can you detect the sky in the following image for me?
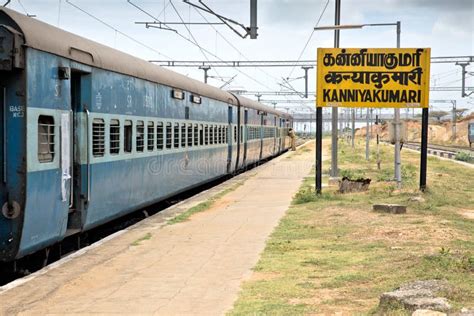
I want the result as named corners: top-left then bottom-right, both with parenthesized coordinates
top-left (4, 0), bottom-right (474, 116)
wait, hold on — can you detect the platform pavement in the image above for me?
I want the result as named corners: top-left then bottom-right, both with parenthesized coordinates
top-left (0, 142), bottom-right (315, 316)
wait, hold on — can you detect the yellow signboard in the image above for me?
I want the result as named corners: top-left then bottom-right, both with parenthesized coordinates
top-left (316, 48), bottom-right (431, 108)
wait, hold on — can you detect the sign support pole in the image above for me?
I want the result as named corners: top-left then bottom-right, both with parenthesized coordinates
top-left (316, 106), bottom-right (323, 194)
top-left (420, 107), bottom-right (429, 191)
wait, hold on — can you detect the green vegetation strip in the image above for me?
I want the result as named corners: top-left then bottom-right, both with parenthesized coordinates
top-left (130, 233), bottom-right (152, 246)
top-left (230, 139), bottom-right (474, 315)
top-left (167, 181), bottom-right (244, 225)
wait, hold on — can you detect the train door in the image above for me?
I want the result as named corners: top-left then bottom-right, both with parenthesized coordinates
top-left (66, 70), bottom-right (91, 233)
top-left (243, 109), bottom-right (248, 165)
top-left (227, 106), bottom-right (233, 173)
top-left (0, 87), bottom-right (5, 204)
top-left (273, 116), bottom-right (277, 155)
top-left (259, 113), bottom-right (264, 160)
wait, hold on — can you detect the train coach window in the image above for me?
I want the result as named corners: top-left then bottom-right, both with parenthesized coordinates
top-left (147, 122), bottom-right (155, 151)
top-left (136, 121), bottom-right (144, 152)
top-left (194, 124), bottom-right (199, 146)
top-left (240, 126), bottom-right (244, 143)
top-left (209, 126), bottom-right (214, 145)
top-left (92, 119), bottom-right (105, 157)
top-left (204, 125), bottom-right (209, 145)
top-left (124, 120), bottom-right (133, 153)
top-left (199, 124), bottom-right (204, 146)
top-left (181, 124), bottom-right (186, 148)
top-left (214, 126), bottom-right (219, 144)
top-left (234, 126), bottom-right (237, 143)
top-left (110, 120), bottom-right (120, 154)
top-left (174, 123), bottom-right (180, 148)
top-left (38, 115), bottom-right (55, 163)
top-left (188, 124), bottom-right (193, 147)
top-left (225, 127), bottom-right (228, 143)
top-left (166, 123), bottom-right (172, 149)
top-left (157, 122), bottom-right (163, 150)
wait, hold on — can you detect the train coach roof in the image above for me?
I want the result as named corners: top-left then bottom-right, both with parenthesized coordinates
top-left (0, 7), bottom-right (292, 119)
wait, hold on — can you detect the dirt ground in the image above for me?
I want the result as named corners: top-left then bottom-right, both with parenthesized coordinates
top-left (357, 113), bottom-right (474, 146)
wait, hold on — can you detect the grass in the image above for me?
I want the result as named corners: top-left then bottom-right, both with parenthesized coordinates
top-left (167, 181), bottom-right (244, 225)
top-left (230, 138), bottom-right (474, 315)
top-left (130, 233), bottom-right (152, 246)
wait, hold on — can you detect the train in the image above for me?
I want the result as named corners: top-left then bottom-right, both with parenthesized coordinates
top-left (0, 7), bottom-right (293, 262)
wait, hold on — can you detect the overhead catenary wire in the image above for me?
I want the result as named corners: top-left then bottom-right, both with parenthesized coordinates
top-left (128, 0), bottom-right (275, 91)
top-left (65, 0), bottom-right (174, 60)
top-left (16, 0), bottom-right (28, 15)
top-left (191, 5), bottom-right (293, 101)
top-left (168, 0), bottom-right (225, 82)
top-left (440, 74), bottom-right (473, 87)
top-left (287, 0), bottom-right (330, 79)
top-left (70, 2), bottom-right (174, 49)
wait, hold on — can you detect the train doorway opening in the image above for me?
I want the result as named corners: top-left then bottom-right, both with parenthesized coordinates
top-left (0, 86), bottom-right (5, 186)
top-left (67, 70), bottom-right (91, 233)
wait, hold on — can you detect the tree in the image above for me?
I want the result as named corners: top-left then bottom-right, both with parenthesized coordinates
top-left (429, 111), bottom-right (449, 121)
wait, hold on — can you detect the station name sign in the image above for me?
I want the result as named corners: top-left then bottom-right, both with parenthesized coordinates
top-left (316, 48), bottom-right (431, 108)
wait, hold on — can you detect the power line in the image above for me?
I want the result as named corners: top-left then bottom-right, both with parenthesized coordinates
top-left (65, 0), bottom-right (174, 60)
top-left (129, 0), bottom-right (275, 91)
top-left (169, 0), bottom-right (224, 82)
top-left (16, 0), bottom-right (28, 14)
top-left (287, 0), bottom-right (330, 79)
top-left (191, 5), bottom-right (291, 100)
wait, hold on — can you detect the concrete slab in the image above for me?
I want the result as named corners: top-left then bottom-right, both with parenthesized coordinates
top-left (0, 142), bottom-right (315, 316)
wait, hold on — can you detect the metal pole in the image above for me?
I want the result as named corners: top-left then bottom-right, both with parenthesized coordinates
top-left (452, 100), bottom-right (457, 139)
top-left (370, 108), bottom-right (373, 139)
top-left (351, 109), bottom-right (355, 148)
top-left (302, 66), bottom-right (313, 98)
top-left (199, 66), bottom-right (211, 83)
top-left (366, 108), bottom-right (370, 160)
top-left (316, 107), bottom-right (323, 194)
top-left (376, 114), bottom-right (381, 170)
top-left (330, 0), bottom-right (341, 178)
top-left (456, 62), bottom-right (470, 97)
top-left (420, 107), bottom-right (429, 191)
top-left (250, 0), bottom-right (258, 39)
top-left (394, 21), bottom-right (402, 188)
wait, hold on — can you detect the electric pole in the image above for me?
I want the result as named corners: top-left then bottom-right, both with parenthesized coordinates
top-left (199, 66), bottom-right (211, 83)
top-left (330, 0), bottom-right (341, 179)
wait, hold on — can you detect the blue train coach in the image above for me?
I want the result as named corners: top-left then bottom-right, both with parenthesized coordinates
top-left (0, 8), bottom-right (293, 262)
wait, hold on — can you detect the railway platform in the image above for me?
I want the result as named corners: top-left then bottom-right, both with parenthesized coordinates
top-left (0, 142), bottom-right (314, 315)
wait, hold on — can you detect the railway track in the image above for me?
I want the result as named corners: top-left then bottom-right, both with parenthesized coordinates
top-left (403, 141), bottom-right (473, 161)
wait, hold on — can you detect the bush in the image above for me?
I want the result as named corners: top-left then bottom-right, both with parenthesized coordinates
top-left (455, 152), bottom-right (473, 163)
top-left (340, 169), bottom-right (366, 181)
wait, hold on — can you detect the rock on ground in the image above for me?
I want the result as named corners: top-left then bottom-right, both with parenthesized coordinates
top-left (379, 280), bottom-right (452, 312)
